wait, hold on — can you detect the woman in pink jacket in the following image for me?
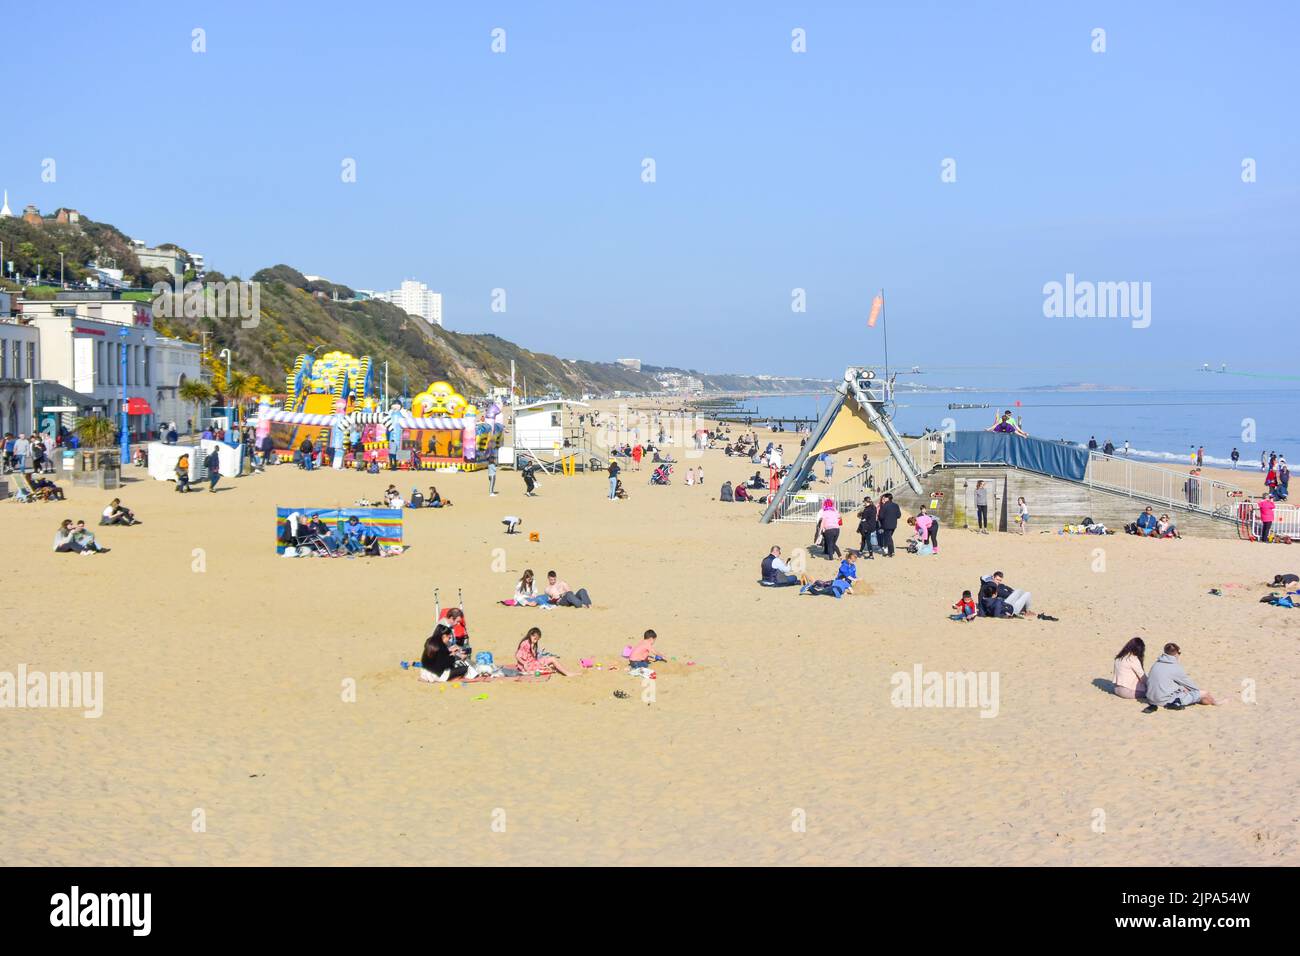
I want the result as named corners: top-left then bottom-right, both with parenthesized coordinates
top-left (818, 498), bottom-right (843, 561)
top-left (1257, 497), bottom-right (1276, 542)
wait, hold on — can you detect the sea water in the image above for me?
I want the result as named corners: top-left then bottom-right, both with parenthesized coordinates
top-left (741, 388), bottom-right (1299, 468)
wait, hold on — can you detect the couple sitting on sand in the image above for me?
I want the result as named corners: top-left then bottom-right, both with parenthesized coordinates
top-left (52, 519), bottom-right (109, 555)
top-left (1129, 506), bottom-right (1180, 538)
top-left (1112, 638), bottom-right (1221, 708)
top-left (507, 569), bottom-right (593, 608)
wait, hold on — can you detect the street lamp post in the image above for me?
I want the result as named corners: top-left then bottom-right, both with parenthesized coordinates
top-left (119, 327), bottom-right (130, 465)
top-left (218, 348), bottom-right (232, 423)
top-left (59, 252), bottom-right (65, 289)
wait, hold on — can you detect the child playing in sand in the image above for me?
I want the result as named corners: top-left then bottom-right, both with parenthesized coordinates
top-left (627, 629), bottom-right (661, 676)
top-left (951, 590), bottom-right (977, 621)
top-left (516, 627), bottom-right (572, 676)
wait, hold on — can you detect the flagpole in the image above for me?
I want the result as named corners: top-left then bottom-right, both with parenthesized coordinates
top-left (880, 288), bottom-right (889, 392)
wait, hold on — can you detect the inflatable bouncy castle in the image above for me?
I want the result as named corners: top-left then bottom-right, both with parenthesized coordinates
top-left (253, 363), bottom-right (504, 471)
top-left (269, 352), bottom-right (378, 461)
top-left (398, 381), bottom-right (504, 469)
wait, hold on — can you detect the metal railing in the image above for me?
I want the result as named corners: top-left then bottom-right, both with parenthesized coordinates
top-left (1235, 501), bottom-right (1299, 541)
top-left (771, 434), bottom-right (940, 522)
top-left (1084, 452), bottom-right (1249, 520)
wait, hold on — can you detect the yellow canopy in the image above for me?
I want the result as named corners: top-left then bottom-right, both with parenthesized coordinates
top-left (807, 397), bottom-right (884, 457)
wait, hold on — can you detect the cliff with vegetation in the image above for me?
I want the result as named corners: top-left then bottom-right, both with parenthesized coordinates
top-left (2, 209), bottom-right (828, 396)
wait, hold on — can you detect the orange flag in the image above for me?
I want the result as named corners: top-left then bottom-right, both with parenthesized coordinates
top-left (867, 294), bottom-right (883, 328)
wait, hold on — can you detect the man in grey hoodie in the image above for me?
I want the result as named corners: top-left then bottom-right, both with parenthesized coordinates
top-left (1144, 643), bottom-right (1221, 707)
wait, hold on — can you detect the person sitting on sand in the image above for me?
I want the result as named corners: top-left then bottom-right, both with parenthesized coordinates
top-left (1156, 514), bottom-right (1180, 539)
top-left (53, 519), bottom-right (89, 554)
top-left (72, 520), bottom-right (109, 553)
top-left (341, 515), bottom-right (364, 553)
top-left (1144, 642), bottom-right (1220, 708)
top-left (426, 486), bottom-right (452, 508)
top-left (100, 498), bottom-right (137, 526)
top-left (384, 485), bottom-right (404, 509)
top-left (1112, 637), bottom-right (1148, 700)
top-left (439, 607), bottom-right (473, 654)
top-left (950, 590), bottom-right (977, 621)
top-left (360, 527), bottom-right (383, 556)
top-left (545, 570), bottom-right (592, 608)
top-left (1134, 506), bottom-right (1158, 537)
top-left (627, 629), bottom-right (661, 676)
top-left (733, 482), bottom-right (750, 502)
top-left (513, 569), bottom-right (552, 607)
top-left (760, 545), bottom-right (802, 587)
top-left (419, 624), bottom-right (479, 683)
top-left (516, 626), bottom-right (572, 676)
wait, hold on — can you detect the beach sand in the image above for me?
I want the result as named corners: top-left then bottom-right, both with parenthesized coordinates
top-left (2, 412), bottom-right (1297, 866)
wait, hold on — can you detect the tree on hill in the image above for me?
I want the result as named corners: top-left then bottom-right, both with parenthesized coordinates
top-left (251, 264), bottom-right (308, 289)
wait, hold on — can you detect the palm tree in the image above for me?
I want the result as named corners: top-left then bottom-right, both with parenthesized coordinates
top-left (73, 415), bottom-right (117, 448)
top-left (225, 371), bottom-right (253, 425)
top-left (179, 379), bottom-right (214, 434)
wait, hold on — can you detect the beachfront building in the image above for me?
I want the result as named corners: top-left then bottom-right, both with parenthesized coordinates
top-left (0, 320), bottom-right (41, 436)
top-left (371, 280), bottom-right (443, 327)
top-left (21, 293), bottom-right (201, 438)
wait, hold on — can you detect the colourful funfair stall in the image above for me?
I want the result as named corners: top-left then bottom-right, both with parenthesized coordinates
top-left (253, 375), bottom-right (504, 471)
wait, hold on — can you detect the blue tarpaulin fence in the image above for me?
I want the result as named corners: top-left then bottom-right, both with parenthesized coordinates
top-left (944, 432), bottom-right (1089, 482)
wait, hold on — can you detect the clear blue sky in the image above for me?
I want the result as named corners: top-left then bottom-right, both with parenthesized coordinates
top-left (4, 1), bottom-right (1295, 385)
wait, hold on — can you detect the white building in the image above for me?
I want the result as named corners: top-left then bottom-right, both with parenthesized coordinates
top-left (372, 279), bottom-right (443, 326)
top-left (21, 294), bottom-right (202, 438)
top-left (0, 320), bottom-right (40, 436)
top-left (129, 240), bottom-right (186, 281)
top-left (616, 358), bottom-right (642, 372)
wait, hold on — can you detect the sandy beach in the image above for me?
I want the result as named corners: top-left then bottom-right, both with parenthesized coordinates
top-left (2, 407), bottom-right (1297, 867)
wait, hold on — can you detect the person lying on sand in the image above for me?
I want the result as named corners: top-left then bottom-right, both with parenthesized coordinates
top-left (516, 627), bottom-right (572, 676)
top-left (1112, 637), bottom-right (1148, 700)
top-left (978, 571), bottom-right (1056, 620)
top-left (1144, 642), bottom-right (1220, 707)
top-left (800, 551), bottom-right (857, 598)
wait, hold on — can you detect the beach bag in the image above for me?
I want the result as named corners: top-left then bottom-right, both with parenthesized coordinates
top-left (474, 651), bottom-right (494, 667)
top-left (916, 542), bottom-right (933, 555)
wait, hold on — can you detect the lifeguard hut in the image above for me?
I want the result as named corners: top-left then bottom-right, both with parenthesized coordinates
top-left (510, 399), bottom-right (593, 473)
